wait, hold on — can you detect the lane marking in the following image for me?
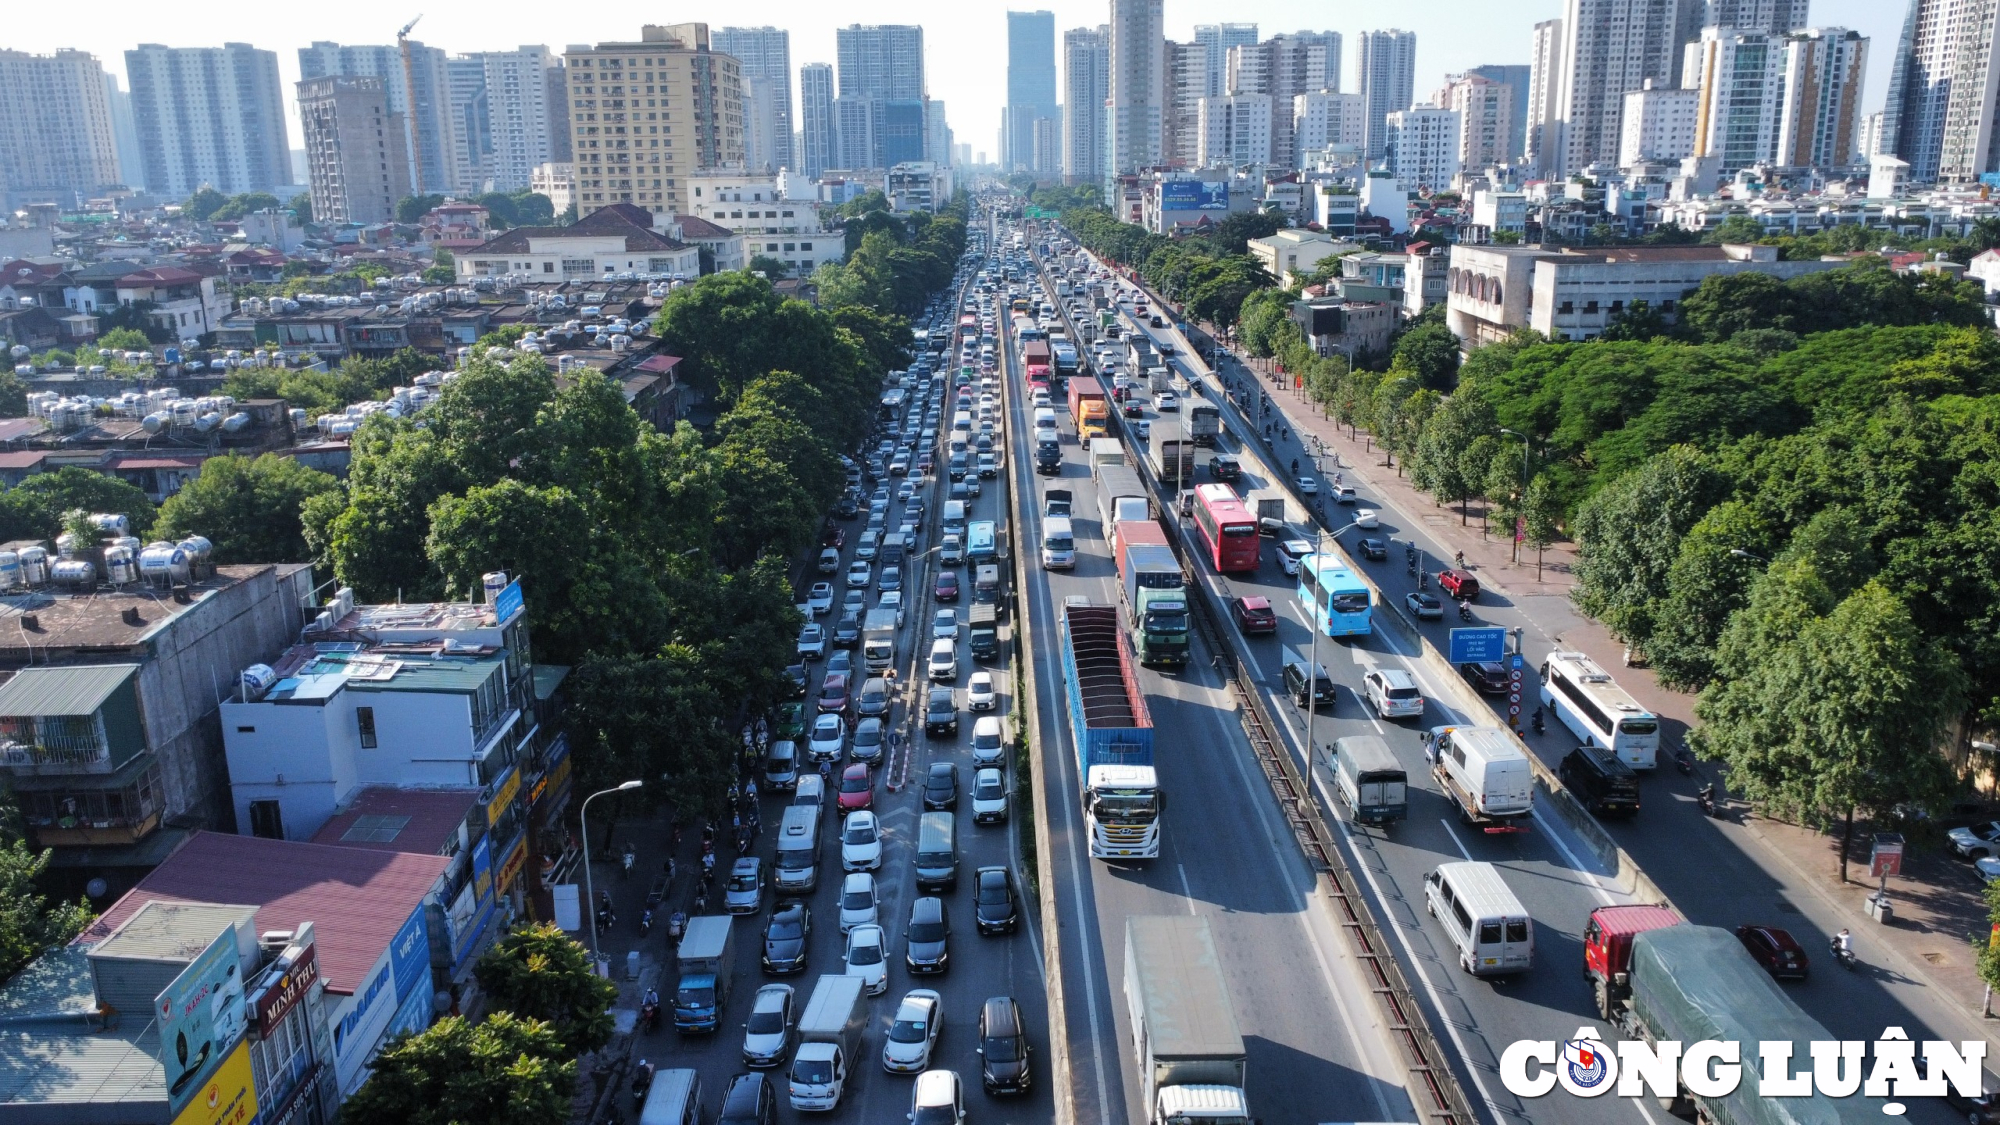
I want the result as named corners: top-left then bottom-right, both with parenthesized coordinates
top-left (1175, 864), bottom-right (1197, 916)
top-left (1438, 820), bottom-right (1473, 861)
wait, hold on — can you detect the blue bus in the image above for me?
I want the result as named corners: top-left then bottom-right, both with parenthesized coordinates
top-left (967, 520), bottom-right (998, 563)
top-left (1298, 552), bottom-right (1372, 637)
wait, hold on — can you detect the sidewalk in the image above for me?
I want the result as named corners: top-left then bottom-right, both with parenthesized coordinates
top-left (1162, 302), bottom-right (2000, 1036)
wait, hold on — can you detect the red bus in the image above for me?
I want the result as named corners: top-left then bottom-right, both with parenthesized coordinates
top-left (1192, 484), bottom-right (1260, 573)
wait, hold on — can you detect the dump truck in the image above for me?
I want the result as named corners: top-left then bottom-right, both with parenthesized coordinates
top-left (1061, 599), bottom-right (1161, 859)
top-left (788, 974), bottom-right (866, 1111)
top-left (1150, 437), bottom-right (1196, 486)
top-left (1189, 404), bottom-right (1221, 447)
top-left (672, 915), bottom-right (735, 1033)
top-left (861, 608), bottom-right (899, 674)
top-left (1114, 521), bottom-right (1190, 668)
top-left (1125, 916), bottom-right (1249, 1125)
top-left (1068, 380), bottom-right (1109, 439)
top-left (1591, 916), bottom-right (1888, 1125)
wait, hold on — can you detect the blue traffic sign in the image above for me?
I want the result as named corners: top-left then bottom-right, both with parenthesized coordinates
top-left (1449, 627), bottom-right (1509, 663)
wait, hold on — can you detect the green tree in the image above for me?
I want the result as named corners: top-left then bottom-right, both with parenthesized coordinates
top-left (472, 923), bottom-right (616, 1055)
top-left (0, 371), bottom-right (27, 417)
top-left (152, 454), bottom-right (341, 564)
top-left (564, 647), bottom-right (738, 812)
top-left (96, 328), bottom-right (153, 352)
top-left (286, 193), bottom-right (313, 225)
top-left (1696, 572), bottom-right (1964, 880)
top-left (340, 1012), bottom-right (574, 1125)
top-left (1570, 446), bottom-right (1728, 656)
top-left (1701, 215), bottom-right (1768, 245)
top-left (1521, 473), bottom-right (1562, 574)
top-left (395, 194), bottom-right (446, 223)
top-left (748, 254), bottom-right (791, 277)
top-left (183, 187), bottom-right (228, 222)
top-left (0, 824), bottom-right (93, 986)
top-left (1392, 321), bottom-right (1462, 391)
top-left (0, 468), bottom-right (155, 543)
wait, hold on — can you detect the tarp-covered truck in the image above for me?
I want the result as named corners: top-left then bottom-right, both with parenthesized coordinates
top-left (1125, 916), bottom-right (1249, 1125)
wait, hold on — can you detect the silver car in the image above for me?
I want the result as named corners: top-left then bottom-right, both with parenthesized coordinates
top-left (882, 989), bottom-right (943, 1073)
top-left (741, 983), bottom-right (795, 1068)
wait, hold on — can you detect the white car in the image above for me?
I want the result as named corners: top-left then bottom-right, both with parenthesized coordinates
top-left (1157, 391), bottom-right (1179, 412)
top-left (1980, 857), bottom-right (2000, 885)
top-left (882, 989), bottom-right (943, 1074)
top-left (1354, 508), bottom-right (1380, 529)
top-left (807, 712), bottom-right (846, 762)
top-left (1132, 420), bottom-right (1151, 440)
top-left (1950, 821), bottom-right (2000, 858)
top-left (842, 810), bottom-right (882, 871)
top-left (844, 923), bottom-right (889, 995)
top-left (878, 589), bottom-right (906, 625)
top-left (839, 871), bottom-right (880, 933)
top-left (1363, 668), bottom-right (1426, 719)
top-left (796, 623), bottom-right (827, 661)
top-left (841, 589), bottom-right (867, 617)
top-left (971, 767), bottom-right (1008, 824)
top-left (966, 671), bottom-right (997, 711)
top-left (1295, 475), bottom-right (1319, 495)
top-left (847, 560), bottom-right (873, 589)
top-left (806, 583), bottom-right (834, 616)
top-left (1278, 539), bottom-right (1313, 577)
top-left (932, 609), bottom-right (959, 640)
top-left (928, 637), bottom-right (959, 682)
top-left (910, 1069), bottom-right (965, 1125)
top-left (741, 983), bottom-right (795, 1068)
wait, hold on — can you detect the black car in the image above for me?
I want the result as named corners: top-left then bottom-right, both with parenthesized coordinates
top-left (1358, 537), bottom-right (1388, 561)
top-left (835, 496), bottom-right (859, 519)
top-left (1559, 746), bottom-right (1640, 818)
top-left (979, 996), bottom-right (1033, 1095)
top-left (925, 688), bottom-right (959, 737)
top-left (832, 612), bottom-right (862, 648)
top-left (974, 866), bottom-right (1018, 935)
top-left (761, 903), bottom-right (811, 974)
top-left (1460, 661), bottom-right (1509, 695)
top-left (782, 663), bottom-right (809, 698)
top-left (717, 1073), bottom-right (778, 1125)
top-left (922, 762), bottom-right (960, 810)
top-left (1210, 454), bottom-right (1241, 482)
top-left (904, 896), bottom-right (950, 974)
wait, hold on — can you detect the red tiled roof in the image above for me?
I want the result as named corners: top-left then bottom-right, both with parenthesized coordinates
top-left (311, 787), bottom-right (479, 856)
top-left (0, 450), bottom-right (48, 469)
top-left (634, 353), bottom-right (682, 374)
top-left (112, 456), bottom-right (203, 470)
top-left (79, 830), bottom-right (449, 994)
top-left (0, 418), bottom-right (48, 443)
top-left (119, 266), bottom-right (205, 286)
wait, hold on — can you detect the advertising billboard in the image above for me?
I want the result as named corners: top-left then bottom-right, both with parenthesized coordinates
top-left (158, 928), bottom-right (247, 1116)
top-left (1160, 181), bottom-right (1228, 211)
top-left (388, 905), bottom-right (430, 1006)
top-left (251, 942), bottom-right (319, 1036)
top-left (170, 1039), bottom-right (257, 1125)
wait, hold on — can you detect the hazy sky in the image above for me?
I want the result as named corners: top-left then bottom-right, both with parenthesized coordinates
top-left (18, 1), bottom-right (1905, 164)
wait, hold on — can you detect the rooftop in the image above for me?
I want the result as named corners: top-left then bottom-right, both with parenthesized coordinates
top-left (310, 786), bottom-right (478, 856)
top-left (261, 644), bottom-right (505, 701)
top-left (80, 830), bottom-right (450, 995)
top-left (0, 564), bottom-right (306, 660)
top-left (0, 947), bottom-right (164, 1113)
top-left (0, 663), bottom-right (136, 717)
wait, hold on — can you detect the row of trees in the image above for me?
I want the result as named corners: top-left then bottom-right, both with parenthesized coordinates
top-left (813, 196), bottom-right (968, 316)
top-left (181, 188), bottom-right (309, 224)
top-left (394, 191), bottom-right (557, 229)
top-left (1060, 205), bottom-right (1281, 330)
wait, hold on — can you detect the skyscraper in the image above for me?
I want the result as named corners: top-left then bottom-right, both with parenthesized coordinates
top-left (1466, 64), bottom-right (1532, 162)
top-left (1439, 73), bottom-right (1514, 171)
top-left (1006, 11), bottom-right (1060, 173)
top-left (1293, 91), bottom-right (1364, 158)
top-left (1525, 19), bottom-right (1566, 175)
top-left (1385, 105), bottom-right (1462, 190)
top-left (1230, 32), bottom-right (1341, 169)
top-left (450, 47), bottom-right (564, 193)
top-left (1164, 41), bottom-right (1209, 168)
top-left (0, 49), bottom-right (123, 207)
top-left (1193, 24), bottom-right (1259, 98)
top-left (125, 43), bottom-right (290, 197)
top-left (1775, 29), bottom-right (1867, 170)
top-left (836, 24), bottom-right (927, 168)
top-left (1062, 26), bottom-right (1110, 185)
top-left (1550, 0), bottom-right (1700, 176)
top-left (800, 62), bottom-right (835, 178)
top-left (298, 75), bottom-right (410, 225)
top-left (1357, 30), bottom-right (1417, 163)
top-left (715, 27), bottom-right (794, 173)
top-left (563, 25), bottom-right (744, 219)
top-left (1696, 0), bottom-right (1811, 34)
top-left (104, 73), bottom-right (144, 191)
top-left (928, 100), bottom-right (954, 165)
top-left (298, 40), bottom-right (456, 195)
top-left (1106, 0), bottom-right (1166, 188)
top-left (1685, 27), bottom-right (1788, 175)
top-left (1881, 0), bottom-right (2000, 183)
top-left (1198, 93), bottom-right (1274, 166)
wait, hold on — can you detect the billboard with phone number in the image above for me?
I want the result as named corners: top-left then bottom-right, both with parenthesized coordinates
top-left (1160, 181), bottom-right (1228, 211)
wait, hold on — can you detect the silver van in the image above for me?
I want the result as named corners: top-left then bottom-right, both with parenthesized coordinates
top-left (792, 773), bottom-right (825, 812)
top-left (639, 1069), bottom-right (702, 1125)
top-left (773, 805), bottom-right (822, 894)
top-left (1424, 860), bottom-right (1533, 976)
top-left (913, 811), bottom-right (958, 891)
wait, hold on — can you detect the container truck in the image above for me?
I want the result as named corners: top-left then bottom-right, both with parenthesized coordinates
top-left (1061, 599), bottom-right (1161, 859)
top-left (1107, 497), bottom-right (1152, 551)
top-left (1588, 916), bottom-right (1890, 1125)
top-left (1124, 916), bottom-right (1250, 1125)
top-left (1150, 437), bottom-right (1196, 486)
top-left (788, 974), bottom-right (866, 1111)
top-left (1088, 437), bottom-right (1128, 473)
top-left (1095, 466), bottom-right (1148, 536)
top-left (1022, 339), bottom-right (1053, 384)
top-left (1068, 380), bottom-right (1110, 439)
top-left (1189, 405), bottom-right (1221, 448)
top-left (672, 915), bottom-right (735, 1033)
top-left (861, 608), bottom-right (899, 673)
top-left (1114, 522), bottom-right (1190, 667)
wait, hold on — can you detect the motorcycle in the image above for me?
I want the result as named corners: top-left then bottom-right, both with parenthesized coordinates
top-left (1418, 571), bottom-right (1430, 591)
top-left (1530, 708), bottom-right (1546, 736)
top-left (638, 908), bottom-right (654, 937)
top-left (1696, 784), bottom-right (1718, 818)
top-left (1457, 600), bottom-right (1473, 622)
top-left (632, 1059), bottom-right (655, 1104)
top-left (1829, 936), bottom-right (1858, 971)
top-left (1674, 746), bottom-right (1696, 775)
top-left (620, 844), bottom-right (635, 879)
top-left (595, 905), bottom-right (615, 933)
top-left (667, 911), bottom-right (687, 943)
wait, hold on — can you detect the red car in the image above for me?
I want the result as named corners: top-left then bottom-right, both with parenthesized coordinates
top-left (935, 571), bottom-right (960, 602)
top-left (816, 672), bottom-right (851, 718)
top-left (837, 763), bottom-right (875, 811)
top-left (820, 525), bottom-right (846, 549)
top-left (1735, 924), bottom-right (1809, 980)
top-left (1438, 568), bottom-right (1480, 600)
top-left (1234, 596), bottom-right (1277, 634)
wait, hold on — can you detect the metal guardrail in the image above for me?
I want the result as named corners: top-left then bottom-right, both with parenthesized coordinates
top-left (1034, 249), bottom-right (1480, 1125)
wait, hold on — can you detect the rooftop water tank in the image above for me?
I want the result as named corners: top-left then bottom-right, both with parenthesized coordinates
top-left (138, 542), bottom-right (189, 586)
top-left (0, 551), bottom-right (20, 589)
top-left (240, 663), bottom-right (278, 700)
top-left (19, 546), bottom-right (48, 585)
top-left (50, 558), bottom-right (95, 588)
top-left (104, 546), bottom-right (137, 586)
top-left (90, 513), bottom-right (130, 537)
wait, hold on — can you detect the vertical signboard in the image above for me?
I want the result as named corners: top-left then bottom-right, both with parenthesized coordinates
top-left (170, 1040), bottom-right (258, 1125)
top-left (388, 906), bottom-right (430, 1005)
top-left (158, 928), bottom-right (247, 1116)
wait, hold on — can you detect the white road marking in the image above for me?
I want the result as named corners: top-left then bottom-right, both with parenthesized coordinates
top-left (1438, 819), bottom-right (1474, 861)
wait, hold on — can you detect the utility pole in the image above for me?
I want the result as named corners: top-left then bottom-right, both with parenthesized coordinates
top-left (398, 15), bottom-right (426, 197)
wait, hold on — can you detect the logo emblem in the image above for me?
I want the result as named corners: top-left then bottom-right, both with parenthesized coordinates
top-left (1557, 1028), bottom-right (1617, 1096)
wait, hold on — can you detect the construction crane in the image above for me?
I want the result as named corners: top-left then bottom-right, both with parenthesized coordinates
top-left (397, 15), bottom-right (426, 198)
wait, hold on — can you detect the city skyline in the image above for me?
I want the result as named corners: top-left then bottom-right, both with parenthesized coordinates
top-left (2, 2), bottom-right (1914, 177)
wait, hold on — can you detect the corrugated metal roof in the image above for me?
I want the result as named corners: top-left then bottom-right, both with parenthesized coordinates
top-left (79, 831), bottom-right (449, 996)
top-left (0, 947), bottom-right (165, 1111)
top-left (0, 664), bottom-right (138, 718)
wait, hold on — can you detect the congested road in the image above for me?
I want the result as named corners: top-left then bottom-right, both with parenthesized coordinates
top-left (986, 211), bottom-right (1419, 1125)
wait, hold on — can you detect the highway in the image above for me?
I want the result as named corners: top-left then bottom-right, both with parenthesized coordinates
top-left (989, 216), bottom-right (1418, 1125)
top-left (627, 242), bottom-right (1055, 1124)
top-left (1053, 233), bottom-right (1971, 1125)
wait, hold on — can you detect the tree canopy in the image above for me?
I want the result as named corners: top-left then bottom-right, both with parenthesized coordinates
top-left (152, 454), bottom-right (341, 564)
top-left (340, 1012), bottom-right (573, 1125)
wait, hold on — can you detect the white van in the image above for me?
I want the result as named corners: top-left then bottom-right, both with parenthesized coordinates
top-left (639, 1069), bottom-right (702, 1125)
top-left (1033, 406), bottom-right (1058, 434)
top-left (1424, 726), bottom-right (1534, 826)
top-left (1041, 516), bottom-right (1076, 569)
top-left (1424, 861), bottom-right (1534, 976)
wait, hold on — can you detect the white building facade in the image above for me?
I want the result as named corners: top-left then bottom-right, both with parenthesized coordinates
top-left (1619, 81), bottom-right (1699, 166)
top-left (1385, 106), bottom-right (1461, 191)
top-left (1197, 94), bottom-right (1274, 167)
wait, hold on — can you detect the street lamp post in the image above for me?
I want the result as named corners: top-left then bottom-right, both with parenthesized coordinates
top-left (1497, 428), bottom-right (1533, 564)
top-left (580, 779), bottom-right (642, 970)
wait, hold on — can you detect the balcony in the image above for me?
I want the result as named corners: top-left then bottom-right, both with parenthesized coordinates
top-left (0, 733), bottom-right (111, 774)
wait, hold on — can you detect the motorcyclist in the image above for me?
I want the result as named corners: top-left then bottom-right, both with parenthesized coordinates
top-left (1291, 458), bottom-right (1299, 475)
top-left (1458, 598), bottom-right (1472, 619)
top-left (1833, 928), bottom-right (1853, 960)
top-left (642, 986), bottom-right (659, 1009)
